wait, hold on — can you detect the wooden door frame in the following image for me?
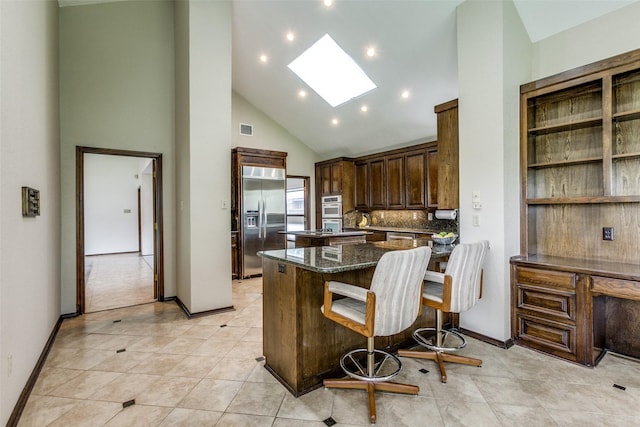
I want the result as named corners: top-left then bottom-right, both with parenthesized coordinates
top-left (76, 146), bottom-right (164, 314)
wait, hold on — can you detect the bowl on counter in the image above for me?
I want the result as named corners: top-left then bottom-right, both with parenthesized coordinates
top-left (431, 234), bottom-right (458, 245)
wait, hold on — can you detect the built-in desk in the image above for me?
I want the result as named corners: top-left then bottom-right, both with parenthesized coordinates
top-left (259, 242), bottom-right (452, 396)
top-left (510, 255), bottom-right (640, 366)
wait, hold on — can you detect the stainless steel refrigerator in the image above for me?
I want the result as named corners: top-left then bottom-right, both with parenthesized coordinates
top-left (241, 166), bottom-right (286, 277)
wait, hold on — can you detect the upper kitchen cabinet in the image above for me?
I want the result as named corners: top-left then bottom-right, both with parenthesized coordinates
top-left (385, 154), bottom-right (405, 209)
top-left (355, 158), bottom-right (386, 209)
top-left (315, 158), bottom-right (355, 206)
top-left (435, 99), bottom-right (459, 209)
top-left (404, 149), bottom-right (427, 208)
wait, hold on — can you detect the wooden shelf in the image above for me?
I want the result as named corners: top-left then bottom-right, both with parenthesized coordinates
top-left (612, 151), bottom-right (640, 160)
top-left (613, 109), bottom-right (640, 122)
top-left (527, 117), bottom-right (602, 136)
top-left (528, 157), bottom-right (603, 169)
top-left (526, 195), bottom-right (640, 205)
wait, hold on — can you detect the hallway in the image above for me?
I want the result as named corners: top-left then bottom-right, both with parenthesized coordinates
top-left (85, 253), bottom-right (155, 313)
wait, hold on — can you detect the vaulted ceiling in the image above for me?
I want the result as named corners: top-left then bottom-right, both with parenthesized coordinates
top-left (57, 0), bottom-right (639, 158)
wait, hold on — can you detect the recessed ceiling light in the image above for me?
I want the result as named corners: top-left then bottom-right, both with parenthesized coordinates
top-left (401, 90), bottom-right (410, 99)
top-left (286, 32), bottom-right (295, 42)
top-left (360, 105), bottom-right (368, 112)
top-left (288, 34), bottom-right (377, 107)
top-left (298, 90), bottom-right (307, 98)
top-left (259, 54), bottom-right (268, 63)
top-left (331, 118), bottom-right (339, 126)
top-left (323, 0), bottom-right (333, 7)
top-left (366, 47), bottom-right (376, 57)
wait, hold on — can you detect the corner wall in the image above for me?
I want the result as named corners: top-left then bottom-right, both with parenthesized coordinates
top-left (0, 1), bottom-right (60, 423)
top-left (456, 0), bottom-right (531, 340)
top-left (59, 0), bottom-right (176, 313)
top-left (174, 0), bottom-right (233, 313)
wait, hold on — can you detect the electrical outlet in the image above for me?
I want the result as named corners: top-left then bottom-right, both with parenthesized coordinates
top-left (603, 227), bottom-right (614, 241)
top-left (472, 214), bottom-right (480, 227)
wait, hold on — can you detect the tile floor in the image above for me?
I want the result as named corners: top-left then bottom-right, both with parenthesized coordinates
top-left (19, 277), bottom-right (640, 426)
top-left (85, 253), bottom-right (156, 313)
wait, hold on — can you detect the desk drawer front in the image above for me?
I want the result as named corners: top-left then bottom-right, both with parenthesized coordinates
top-left (591, 276), bottom-right (640, 302)
top-left (516, 267), bottom-right (576, 290)
top-left (517, 314), bottom-right (577, 358)
top-left (517, 286), bottom-right (575, 320)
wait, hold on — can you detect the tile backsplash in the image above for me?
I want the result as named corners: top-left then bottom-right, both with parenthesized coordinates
top-left (344, 210), bottom-right (459, 234)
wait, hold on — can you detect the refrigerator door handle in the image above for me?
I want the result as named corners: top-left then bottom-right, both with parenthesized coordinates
top-left (257, 200), bottom-right (263, 239)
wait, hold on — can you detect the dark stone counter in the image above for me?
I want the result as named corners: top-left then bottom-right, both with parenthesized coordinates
top-left (259, 240), bottom-right (452, 274)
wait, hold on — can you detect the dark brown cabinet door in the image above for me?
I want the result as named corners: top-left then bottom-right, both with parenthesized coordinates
top-left (354, 161), bottom-right (368, 209)
top-left (330, 162), bottom-right (342, 195)
top-left (386, 155), bottom-right (404, 209)
top-left (321, 164), bottom-right (331, 196)
top-left (427, 148), bottom-right (438, 207)
top-left (369, 158), bottom-right (386, 209)
top-left (405, 150), bottom-right (426, 208)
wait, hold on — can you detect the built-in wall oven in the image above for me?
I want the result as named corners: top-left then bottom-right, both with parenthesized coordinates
top-left (321, 195), bottom-right (343, 231)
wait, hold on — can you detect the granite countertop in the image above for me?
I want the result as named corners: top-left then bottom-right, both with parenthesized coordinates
top-left (346, 226), bottom-right (436, 235)
top-left (258, 240), bottom-right (453, 274)
top-left (281, 230), bottom-right (372, 237)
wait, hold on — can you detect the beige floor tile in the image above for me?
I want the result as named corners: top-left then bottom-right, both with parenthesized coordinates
top-left (32, 367), bottom-right (85, 396)
top-left (178, 378), bottom-right (243, 411)
top-left (165, 355), bottom-right (222, 378)
top-left (492, 404), bottom-right (559, 427)
top-left (127, 353), bottom-right (186, 375)
top-left (206, 357), bottom-right (262, 381)
top-left (17, 395), bottom-right (77, 426)
top-left (157, 337), bottom-right (208, 355)
top-left (191, 337), bottom-right (238, 357)
top-left (378, 394), bottom-right (444, 427)
top-left (225, 340), bottom-right (263, 359)
top-left (47, 399), bottom-right (123, 427)
top-left (436, 400), bottom-right (502, 426)
top-left (89, 350), bottom-right (153, 373)
top-left (126, 335), bottom-right (177, 353)
top-left (158, 408), bottom-right (223, 426)
top-left (215, 412), bottom-right (275, 427)
top-left (49, 370), bottom-right (123, 399)
top-left (272, 419), bottom-right (332, 427)
top-left (135, 376), bottom-right (200, 407)
top-left (226, 382), bottom-right (286, 416)
top-left (277, 387), bottom-right (334, 421)
top-left (88, 373), bottom-right (159, 402)
top-left (103, 404), bottom-right (172, 427)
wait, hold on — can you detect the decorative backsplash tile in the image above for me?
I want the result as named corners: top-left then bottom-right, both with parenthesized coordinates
top-left (344, 209), bottom-right (459, 235)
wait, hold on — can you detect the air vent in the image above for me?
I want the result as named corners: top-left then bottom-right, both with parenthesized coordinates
top-left (239, 123), bottom-right (253, 136)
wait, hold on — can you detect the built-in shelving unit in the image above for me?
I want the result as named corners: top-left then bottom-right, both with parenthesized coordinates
top-left (512, 49), bottom-right (640, 366)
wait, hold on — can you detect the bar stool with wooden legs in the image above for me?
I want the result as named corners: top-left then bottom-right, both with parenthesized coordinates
top-left (398, 240), bottom-right (489, 383)
top-left (321, 246), bottom-right (432, 424)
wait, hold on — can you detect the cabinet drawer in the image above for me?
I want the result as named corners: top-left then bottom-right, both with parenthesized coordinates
top-left (591, 276), bottom-right (640, 301)
top-left (516, 314), bottom-right (577, 358)
top-left (516, 285), bottom-right (575, 321)
top-left (516, 266), bottom-right (576, 290)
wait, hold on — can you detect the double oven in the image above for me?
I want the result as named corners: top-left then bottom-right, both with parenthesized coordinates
top-left (321, 195), bottom-right (342, 232)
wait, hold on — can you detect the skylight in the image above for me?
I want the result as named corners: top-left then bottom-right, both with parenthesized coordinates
top-left (288, 34), bottom-right (377, 107)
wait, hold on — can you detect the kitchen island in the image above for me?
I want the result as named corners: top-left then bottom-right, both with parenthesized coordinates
top-left (284, 229), bottom-right (374, 247)
top-left (258, 241), bottom-right (453, 396)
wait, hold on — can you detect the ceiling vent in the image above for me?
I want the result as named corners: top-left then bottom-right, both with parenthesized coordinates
top-left (239, 123), bottom-right (253, 136)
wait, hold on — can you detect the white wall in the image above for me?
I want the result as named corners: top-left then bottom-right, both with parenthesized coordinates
top-left (232, 91), bottom-right (320, 223)
top-left (174, 0), bottom-right (234, 314)
top-left (59, 0), bottom-right (176, 313)
top-left (0, 0), bottom-right (60, 423)
top-left (532, 1), bottom-right (640, 80)
top-left (84, 154), bottom-right (141, 255)
top-left (456, 0), bottom-right (531, 341)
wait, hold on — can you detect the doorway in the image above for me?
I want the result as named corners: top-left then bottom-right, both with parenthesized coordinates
top-left (76, 147), bottom-right (164, 314)
top-left (285, 176), bottom-right (310, 248)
